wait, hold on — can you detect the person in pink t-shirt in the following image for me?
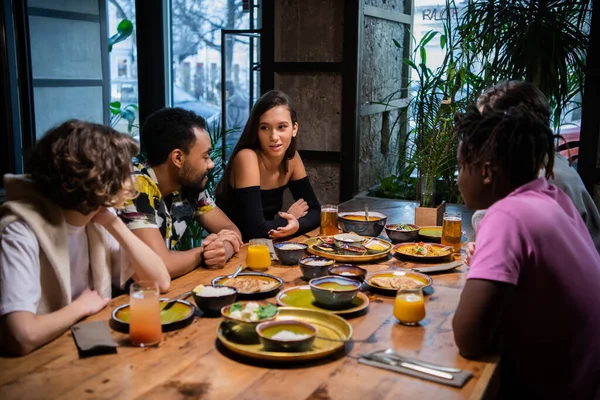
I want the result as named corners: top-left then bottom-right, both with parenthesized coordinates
top-left (452, 106), bottom-right (600, 399)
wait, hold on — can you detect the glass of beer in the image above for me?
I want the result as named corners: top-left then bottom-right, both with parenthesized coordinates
top-left (129, 281), bottom-right (162, 347)
top-left (393, 287), bottom-right (426, 326)
top-left (441, 212), bottom-right (462, 253)
top-left (320, 204), bottom-right (339, 236)
top-left (246, 239), bottom-right (271, 271)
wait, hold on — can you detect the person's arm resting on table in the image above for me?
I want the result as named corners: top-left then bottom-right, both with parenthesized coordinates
top-left (196, 207), bottom-right (242, 269)
top-left (0, 222), bottom-right (111, 355)
top-left (287, 152), bottom-right (320, 235)
top-left (452, 209), bottom-right (521, 358)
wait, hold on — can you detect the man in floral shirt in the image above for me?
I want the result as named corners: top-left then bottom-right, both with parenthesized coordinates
top-left (120, 108), bottom-right (242, 278)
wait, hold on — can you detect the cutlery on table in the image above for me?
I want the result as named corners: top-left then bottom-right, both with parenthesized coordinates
top-left (228, 264), bottom-right (243, 279)
top-left (162, 291), bottom-right (192, 312)
top-left (360, 353), bottom-right (455, 380)
top-left (381, 349), bottom-right (462, 373)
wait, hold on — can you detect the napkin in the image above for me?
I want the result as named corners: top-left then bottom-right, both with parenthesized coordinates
top-left (71, 321), bottom-right (118, 358)
top-left (358, 357), bottom-right (473, 388)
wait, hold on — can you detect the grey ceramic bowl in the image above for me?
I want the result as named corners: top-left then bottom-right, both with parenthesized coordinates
top-left (299, 256), bottom-right (335, 280)
top-left (338, 211), bottom-right (387, 237)
top-left (309, 276), bottom-right (361, 308)
top-left (328, 264), bottom-right (367, 282)
top-left (256, 320), bottom-right (317, 352)
top-left (385, 223), bottom-right (420, 243)
top-left (274, 242), bottom-right (308, 265)
top-left (192, 285), bottom-right (238, 316)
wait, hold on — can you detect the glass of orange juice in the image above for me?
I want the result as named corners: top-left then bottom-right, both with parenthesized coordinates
top-left (393, 287), bottom-right (426, 326)
top-left (246, 239), bottom-right (271, 271)
top-left (129, 281), bottom-right (162, 347)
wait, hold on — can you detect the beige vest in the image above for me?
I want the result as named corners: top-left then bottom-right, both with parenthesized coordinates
top-left (0, 174), bottom-right (112, 314)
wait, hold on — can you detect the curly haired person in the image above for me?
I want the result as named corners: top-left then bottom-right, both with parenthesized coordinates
top-left (0, 120), bottom-right (170, 355)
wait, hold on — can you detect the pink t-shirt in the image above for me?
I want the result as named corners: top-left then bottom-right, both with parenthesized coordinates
top-left (469, 178), bottom-right (600, 399)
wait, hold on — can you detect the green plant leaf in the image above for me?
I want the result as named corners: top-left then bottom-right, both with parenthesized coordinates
top-left (392, 38), bottom-right (402, 48)
top-left (440, 34), bottom-right (447, 49)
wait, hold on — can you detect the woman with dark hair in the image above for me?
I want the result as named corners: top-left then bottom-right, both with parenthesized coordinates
top-left (216, 90), bottom-right (320, 241)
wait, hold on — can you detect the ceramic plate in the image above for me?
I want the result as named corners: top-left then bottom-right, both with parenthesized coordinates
top-left (392, 242), bottom-right (453, 263)
top-left (275, 285), bottom-right (369, 315)
top-left (365, 270), bottom-right (433, 295)
top-left (306, 236), bottom-right (392, 263)
top-left (417, 226), bottom-right (443, 243)
top-left (217, 307), bottom-right (352, 362)
top-left (110, 299), bottom-right (195, 333)
top-left (212, 272), bottom-right (284, 299)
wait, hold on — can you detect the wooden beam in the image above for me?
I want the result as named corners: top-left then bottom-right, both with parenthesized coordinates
top-left (340, 0), bottom-right (363, 202)
top-left (273, 62), bottom-right (343, 73)
top-left (360, 98), bottom-right (410, 116)
top-left (135, 0), bottom-right (167, 124)
top-left (363, 5), bottom-right (412, 25)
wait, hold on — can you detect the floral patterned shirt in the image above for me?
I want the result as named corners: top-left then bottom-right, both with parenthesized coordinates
top-left (118, 163), bottom-right (216, 249)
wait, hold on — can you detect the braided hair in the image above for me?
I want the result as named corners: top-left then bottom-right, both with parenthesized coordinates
top-left (454, 106), bottom-right (558, 190)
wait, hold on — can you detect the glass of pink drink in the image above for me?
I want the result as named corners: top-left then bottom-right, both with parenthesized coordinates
top-left (129, 281), bottom-right (162, 347)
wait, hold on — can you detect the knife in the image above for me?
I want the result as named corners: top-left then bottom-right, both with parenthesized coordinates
top-left (360, 353), bottom-right (454, 380)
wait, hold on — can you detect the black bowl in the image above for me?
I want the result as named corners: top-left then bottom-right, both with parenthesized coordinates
top-left (299, 256), bottom-right (335, 280)
top-left (274, 242), bottom-right (309, 265)
top-left (192, 285), bottom-right (238, 316)
top-left (328, 264), bottom-right (367, 282)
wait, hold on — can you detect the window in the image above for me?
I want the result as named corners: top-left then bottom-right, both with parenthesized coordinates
top-left (107, 0), bottom-right (138, 137)
top-left (169, 0), bottom-right (259, 158)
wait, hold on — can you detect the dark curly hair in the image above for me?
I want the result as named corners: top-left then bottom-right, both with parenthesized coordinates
top-left (215, 90), bottom-right (298, 202)
top-left (477, 81), bottom-right (550, 126)
top-left (140, 107), bottom-right (207, 166)
top-left (454, 106), bottom-right (558, 190)
top-left (28, 120), bottom-right (139, 214)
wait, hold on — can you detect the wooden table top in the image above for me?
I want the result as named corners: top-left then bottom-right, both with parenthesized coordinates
top-left (0, 200), bottom-right (499, 400)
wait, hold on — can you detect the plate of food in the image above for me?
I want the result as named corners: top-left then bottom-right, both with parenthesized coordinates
top-left (217, 307), bottom-right (352, 362)
top-left (276, 285), bottom-right (370, 315)
top-left (305, 236), bottom-right (392, 262)
top-left (391, 242), bottom-right (453, 262)
top-left (212, 272), bottom-right (284, 299)
top-left (365, 270), bottom-right (433, 295)
top-left (110, 299), bottom-right (195, 333)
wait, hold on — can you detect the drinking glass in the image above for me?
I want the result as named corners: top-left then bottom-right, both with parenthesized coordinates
top-left (320, 204), bottom-right (339, 236)
top-left (129, 281), bottom-right (162, 347)
top-left (441, 212), bottom-right (462, 253)
top-left (393, 287), bottom-right (426, 326)
top-left (246, 239), bottom-right (271, 271)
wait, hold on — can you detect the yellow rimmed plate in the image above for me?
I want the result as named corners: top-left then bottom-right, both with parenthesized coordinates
top-left (391, 242), bottom-right (453, 263)
top-left (306, 236), bottom-right (392, 262)
top-left (365, 270), bottom-right (433, 295)
top-left (276, 285), bottom-right (369, 315)
top-left (217, 307), bottom-right (353, 362)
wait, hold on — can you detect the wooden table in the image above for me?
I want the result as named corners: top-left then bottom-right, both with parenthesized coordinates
top-left (0, 199), bottom-right (499, 400)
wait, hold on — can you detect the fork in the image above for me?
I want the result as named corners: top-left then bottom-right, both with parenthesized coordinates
top-left (380, 349), bottom-right (462, 373)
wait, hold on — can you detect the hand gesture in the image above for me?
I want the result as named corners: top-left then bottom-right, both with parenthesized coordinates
top-left (465, 242), bottom-right (476, 266)
top-left (91, 207), bottom-right (118, 228)
top-left (217, 229), bottom-right (242, 253)
top-left (73, 289), bottom-right (110, 316)
top-left (287, 198), bottom-right (308, 219)
top-left (268, 212), bottom-right (299, 239)
top-left (202, 234), bottom-right (227, 269)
